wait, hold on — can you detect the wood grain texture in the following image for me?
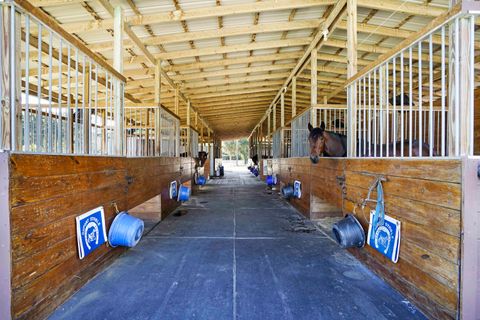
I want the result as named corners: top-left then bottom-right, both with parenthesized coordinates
top-left (9, 154), bottom-right (193, 320)
top-left (274, 156), bottom-right (461, 320)
top-left (343, 158), bottom-right (462, 320)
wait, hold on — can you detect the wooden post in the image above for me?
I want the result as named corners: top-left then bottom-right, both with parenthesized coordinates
top-left (346, 0), bottom-right (357, 157)
top-left (174, 86), bottom-right (179, 115)
top-left (273, 104), bottom-right (277, 131)
top-left (267, 112), bottom-right (271, 135)
top-left (281, 92), bottom-right (285, 127)
top-left (10, 7), bottom-right (21, 151)
top-left (154, 60), bottom-right (161, 156)
top-left (113, 6), bottom-right (124, 155)
top-left (113, 7), bottom-right (124, 73)
top-left (310, 48), bottom-right (318, 127)
top-left (292, 76), bottom-right (297, 117)
top-left (310, 48), bottom-right (317, 107)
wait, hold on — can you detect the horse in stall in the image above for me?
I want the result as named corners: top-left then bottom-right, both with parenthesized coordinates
top-left (194, 151), bottom-right (208, 169)
top-left (308, 122), bottom-right (434, 163)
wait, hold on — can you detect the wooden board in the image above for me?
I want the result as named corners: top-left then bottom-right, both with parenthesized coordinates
top-left (342, 158), bottom-right (461, 320)
top-left (9, 154), bottom-right (193, 320)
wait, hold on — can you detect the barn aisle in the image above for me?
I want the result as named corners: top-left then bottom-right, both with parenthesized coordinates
top-left (49, 167), bottom-right (426, 320)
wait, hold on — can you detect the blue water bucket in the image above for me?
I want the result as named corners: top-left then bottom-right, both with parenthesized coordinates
top-left (266, 175), bottom-right (277, 186)
top-left (281, 185), bottom-right (294, 199)
top-left (108, 212), bottom-right (144, 248)
top-left (197, 176), bottom-right (206, 185)
top-left (177, 185), bottom-right (190, 202)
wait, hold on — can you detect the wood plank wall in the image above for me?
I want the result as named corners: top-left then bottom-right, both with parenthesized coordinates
top-left (272, 157), bottom-right (461, 320)
top-left (343, 159), bottom-right (461, 320)
top-left (9, 154), bottom-right (193, 320)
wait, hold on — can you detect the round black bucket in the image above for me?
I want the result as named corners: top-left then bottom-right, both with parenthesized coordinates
top-left (281, 185), bottom-right (294, 199)
top-left (332, 214), bottom-right (365, 248)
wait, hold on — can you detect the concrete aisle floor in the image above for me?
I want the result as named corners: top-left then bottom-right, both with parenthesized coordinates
top-left (49, 166), bottom-right (426, 320)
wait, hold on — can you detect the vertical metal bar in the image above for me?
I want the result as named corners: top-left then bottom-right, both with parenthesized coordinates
top-left (373, 68), bottom-right (377, 157)
top-left (82, 54), bottom-right (86, 154)
top-left (400, 51), bottom-right (404, 157)
top-left (57, 39), bottom-right (62, 153)
top-left (368, 72), bottom-right (372, 157)
top-left (379, 65), bottom-right (383, 157)
top-left (418, 41), bottom-right (423, 157)
top-left (441, 25), bottom-right (446, 157)
top-left (36, 23), bottom-right (42, 152)
top-left (74, 49), bottom-right (79, 153)
top-left (409, 46), bottom-right (413, 157)
top-left (47, 31), bottom-right (53, 153)
top-left (94, 64), bottom-right (98, 154)
top-left (454, 18), bottom-right (460, 156)
top-left (393, 56), bottom-right (397, 157)
top-left (66, 44), bottom-right (71, 153)
top-left (469, 15), bottom-right (475, 156)
top-left (385, 61), bottom-right (389, 157)
top-left (24, 15), bottom-right (30, 151)
top-left (429, 34), bottom-right (433, 157)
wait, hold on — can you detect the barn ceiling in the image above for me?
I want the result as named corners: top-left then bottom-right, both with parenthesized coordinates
top-left (31, 0), bottom-right (450, 139)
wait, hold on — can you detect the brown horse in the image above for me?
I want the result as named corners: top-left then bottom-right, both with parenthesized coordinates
top-left (308, 122), bottom-right (435, 163)
top-left (308, 122), bottom-right (347, 163)
top-left (194, 151), bottom-right (208, 169)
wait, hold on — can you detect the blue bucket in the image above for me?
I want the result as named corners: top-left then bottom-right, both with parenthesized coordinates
top-left (266, 175), bottom-right (277, 186)
top-left (108, 212), bottom-right (144, 248)
top-left (177, 185), bottom-right (190, 202)
top-left (197, 176), bottom-right (206, 185)
top-left (252, 168), bottom-right (259, 177)
top-left (281, 185), bottom-right (294, 199)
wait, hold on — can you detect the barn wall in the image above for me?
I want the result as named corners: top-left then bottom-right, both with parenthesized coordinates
top-left (273, 157), bottom-right (311, 218)
top-left (273, 157), bottom-right (462, 320)
top-left (343, 159), bottom-right (461, 320)
top-left (9, 154), bottom-right (193, 320)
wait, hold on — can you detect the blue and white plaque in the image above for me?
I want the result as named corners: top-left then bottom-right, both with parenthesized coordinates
top-left (76, 206), bottom-right (108, 260)
top-left (367, 210), bottom-right (401, 263)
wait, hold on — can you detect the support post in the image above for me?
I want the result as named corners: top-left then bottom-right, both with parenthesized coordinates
top-left (310, 48), bottom-right (318, 127)
top-left (174, 86), bottom-right (179, 115)
top-left (281, 92), bottom-right (285, 127)
top-left (267, 112), bottom-right (271, 135)
top-left (346, 0), bottom-right (357, 157)
top-left (292, 76), bottom-right (297, 118)
top-left (113, 6), bottom-right (124, 155)
top-left (446, 13), bottom-right (475, 156)
top-left (9, 6), bottom-right (21, 151)
top-left (154, 60), bottom-right (161, 156)
top-left (273, 104), bottom-right (276, 131)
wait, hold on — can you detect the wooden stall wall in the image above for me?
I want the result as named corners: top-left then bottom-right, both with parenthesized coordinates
top-left (9, 154), bottom-right (193, 320)
top-left (309, 158), bottom-right (344, 219)
top-left (272, 158), bottom-right (311, 218)
top-left (342, 159), bottom-right (461, 320)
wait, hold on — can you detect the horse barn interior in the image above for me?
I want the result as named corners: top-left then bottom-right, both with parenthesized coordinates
top-left (2, 0), bottom-right (480, 319)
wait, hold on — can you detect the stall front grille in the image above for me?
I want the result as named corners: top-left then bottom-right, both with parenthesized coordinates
top-left (291, 106), bottom-right (347, 157)
top-left (1, 2), bottom-right (125, 155)
top-left (346, 11), bottom-right (478, 158)
top-left (125, 106), bottom-right (180, 157)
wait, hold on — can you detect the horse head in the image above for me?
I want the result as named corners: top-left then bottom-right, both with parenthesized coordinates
top-left (195, 151), bottom-right (208, 168)
top-left (308, 122), bottom-right (326, 164)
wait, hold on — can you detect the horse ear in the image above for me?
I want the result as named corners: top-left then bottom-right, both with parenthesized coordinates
top-left (320, 121), bottom-right (326, 130)
top-left (308, 122), bottom-right (313, 132)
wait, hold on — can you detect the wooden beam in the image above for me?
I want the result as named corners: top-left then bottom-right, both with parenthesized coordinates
top-left (346, 0), bottom-right (357, 156)
top-left (311, 48), bottom-right (317, 107)
top-left (156, 38), bottom-right (311, 60)
top-left (292, 76), bottom-right (297, 117)
top-left (88, 19), bottom-right (323, 51)
top-left (61, 0), bottom-right (336, 33)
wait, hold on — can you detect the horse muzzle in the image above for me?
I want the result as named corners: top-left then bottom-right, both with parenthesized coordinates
top-left (310, 155), bottom-right (319, 164)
